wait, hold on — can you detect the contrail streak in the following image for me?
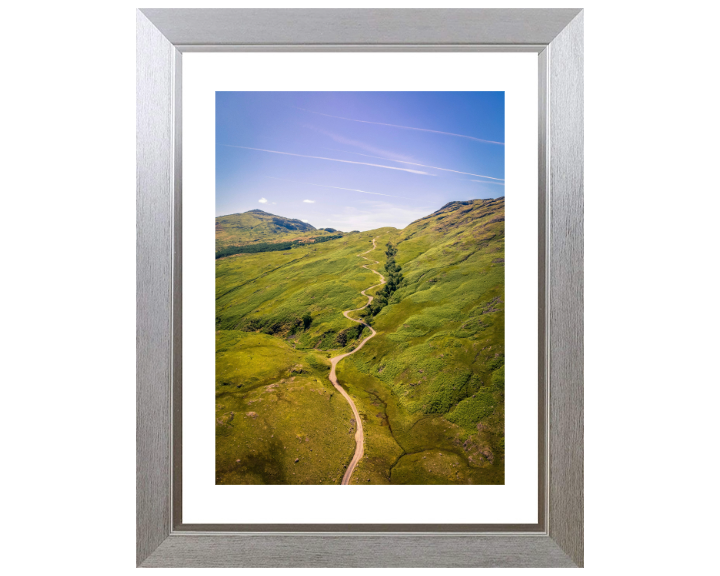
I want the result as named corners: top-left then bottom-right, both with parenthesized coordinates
top-left (267, 176), bottom-right (413, 200)
top-left (221, 145), bottom-right (431, 176)
top-left (471, 179), bottom-right (505, 186)
top-left (293, 106), bottom-right (504, 145)
top-left (318, 146), bottom-right (504, 182)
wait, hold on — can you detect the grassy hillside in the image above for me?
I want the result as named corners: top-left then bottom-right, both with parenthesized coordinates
top-left (215, 332), bottom-right (355, 484)
top-left (216, 198), bottom-right (505, 485)
top-left (215, 209), bottom-right (335, 251)
top-left (343, 198), bottom-right (506, 484)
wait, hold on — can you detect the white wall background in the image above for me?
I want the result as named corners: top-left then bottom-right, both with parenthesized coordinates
top-left (1, 1), bottom-right (718, 574)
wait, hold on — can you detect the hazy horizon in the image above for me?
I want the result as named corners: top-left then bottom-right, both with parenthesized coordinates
top-left (215, 197), bottom-right (502, 233)
top-left (216, 91), bottom-right (505, 231)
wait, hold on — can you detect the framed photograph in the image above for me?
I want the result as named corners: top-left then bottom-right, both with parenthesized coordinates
top-left (137, 8), bottom-right (583, 568)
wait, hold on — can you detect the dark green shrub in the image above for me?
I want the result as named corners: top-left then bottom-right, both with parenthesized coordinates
top-left (302, 313), bottom-right (313, 330)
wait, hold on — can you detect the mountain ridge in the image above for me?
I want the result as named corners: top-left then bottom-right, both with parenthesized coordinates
top-left (215, 209), bottom-right (324, 250)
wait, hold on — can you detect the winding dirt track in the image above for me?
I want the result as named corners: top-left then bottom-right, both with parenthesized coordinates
top-left (328, 238), bottom-right (385, 485)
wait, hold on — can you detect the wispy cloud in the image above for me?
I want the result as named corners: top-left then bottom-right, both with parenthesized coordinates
top-left (303, 199), bottom-right (315, 203)
top-left (318, 147), bottom-right (504, 182)
top-left (304, 124), bottom-right (418, 163)
top-left (258, 197), bottom-right (268, 204)
top-left (221, 144), bottom-right (431, 176)
top-left (293, 106), bottom-right (504, 146)
top-left (268, 176), bottom-right (412, 200)
top-left (471, 179), bottom-right (505, 186)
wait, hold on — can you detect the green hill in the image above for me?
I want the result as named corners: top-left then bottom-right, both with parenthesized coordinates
top-left (216, 209), bottom-right (333, 250)
top-left (215, 198), bottom-right (505, 485)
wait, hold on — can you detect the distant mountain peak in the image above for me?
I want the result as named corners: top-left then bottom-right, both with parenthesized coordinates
top-left (215, 209), bottom-right (317, 248)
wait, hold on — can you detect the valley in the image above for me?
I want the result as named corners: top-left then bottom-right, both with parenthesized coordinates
top-left (215, 198), bottom-right (505, 485)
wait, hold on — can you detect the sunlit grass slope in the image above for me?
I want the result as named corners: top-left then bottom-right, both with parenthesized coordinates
top-left (215, 332), bottom-right (356, 484)
top-left (216, 198), bottom-right (504, 484)
top-left (215, 229), bottom-right (394, 348)
top-left (340, 198), bottom-right (505, 484)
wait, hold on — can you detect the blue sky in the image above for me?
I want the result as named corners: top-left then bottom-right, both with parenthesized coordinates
top-left (216, 91), bottom-right (504, 231)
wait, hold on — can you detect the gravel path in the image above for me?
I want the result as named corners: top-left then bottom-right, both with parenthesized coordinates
top-left (328, 238), bottom-right (385, 485)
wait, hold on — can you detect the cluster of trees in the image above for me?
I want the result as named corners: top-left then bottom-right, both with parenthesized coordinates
top-left (215, 234), bottom-right (343, 259)
top-left (304, 234), bottom-right (343, 244)
top-left (336, 324), bottom-right (365, 346)
top-left (215, 241), bottom-right (293, 259)
top-left (224, 312), bottom-right (313, 335)
top-left (364, 242), bottom-right (404, 317)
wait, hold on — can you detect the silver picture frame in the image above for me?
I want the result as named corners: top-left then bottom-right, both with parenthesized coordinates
top-left (137, 8), bottom-right (583, 568)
